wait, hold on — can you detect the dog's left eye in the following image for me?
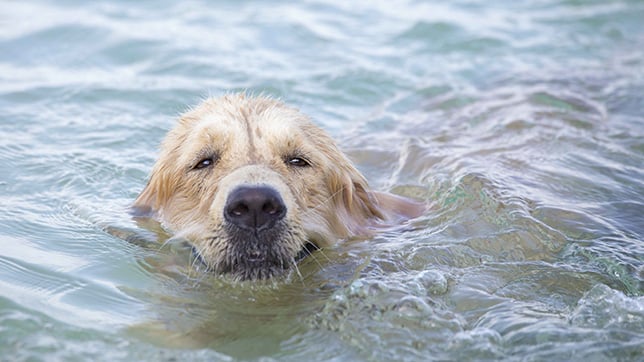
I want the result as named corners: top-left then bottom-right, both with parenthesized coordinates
top-left (287, 157), bottom-right (310, 167)
top-left (194, 158), bottom-right (214, 170)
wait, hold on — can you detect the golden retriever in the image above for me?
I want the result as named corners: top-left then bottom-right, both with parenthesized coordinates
top-left (133, 94), bottom-right (424, 280)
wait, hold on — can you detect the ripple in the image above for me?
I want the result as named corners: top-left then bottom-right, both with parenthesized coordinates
top-left (571, 284), bottom-right (644, 330)
top-left (0, 243), bottom-right (143, 329)
top-left (310, 276), bottom-right (465, 359)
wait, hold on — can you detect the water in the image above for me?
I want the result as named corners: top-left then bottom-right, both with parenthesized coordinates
top-left (1, 0), bottom-right (643, 360)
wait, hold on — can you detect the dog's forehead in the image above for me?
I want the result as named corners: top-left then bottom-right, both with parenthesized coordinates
top-left (250, 111), bottom-right (304, 139)
top-left (180, 104), bottom-right (313, 162)
top-left (197, 105), bottom-right (306, 138)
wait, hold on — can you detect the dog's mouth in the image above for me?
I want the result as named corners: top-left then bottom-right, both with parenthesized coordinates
top-left (191, 240), bottom-right (320, 280)
top-left (295, 241), bottom-right (320, 262)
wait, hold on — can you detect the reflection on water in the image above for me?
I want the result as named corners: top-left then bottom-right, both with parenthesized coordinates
top-left (1, 0), bottom-right (643, 360)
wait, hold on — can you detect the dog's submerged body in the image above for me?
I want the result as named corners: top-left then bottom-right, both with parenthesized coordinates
top-left (134, 94), bottom-right (423, 280)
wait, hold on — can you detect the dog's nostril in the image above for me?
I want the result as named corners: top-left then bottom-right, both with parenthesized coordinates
top-left (224, 186), bottom-right (286, 230)
top-left (230, 204), bottom-right (249, 216)
top-left (263, 201), bottom-right (279, 215)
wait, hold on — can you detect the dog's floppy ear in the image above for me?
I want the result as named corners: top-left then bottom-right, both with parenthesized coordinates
top-left (132, 122), bottom-right (190, 218)
top-left (328, 163), bottom-right (425, 236)
top-left (132, 161), bottom-right (178, 217)
top-left (331, 169), bottom-right (384, 235)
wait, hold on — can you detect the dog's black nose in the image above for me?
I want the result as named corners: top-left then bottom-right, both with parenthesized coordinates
top-left (224, 186), bottom-right (286, 230)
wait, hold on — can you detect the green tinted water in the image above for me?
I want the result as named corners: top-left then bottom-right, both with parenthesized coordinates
top-left (1, 0), bottom-right (643, 360)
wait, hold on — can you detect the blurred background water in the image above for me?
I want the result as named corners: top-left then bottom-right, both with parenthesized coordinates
top-left (1, 0), bottom-right (643, 360)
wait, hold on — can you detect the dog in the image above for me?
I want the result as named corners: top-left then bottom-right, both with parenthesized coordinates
top-left (133, 94), bottom-right (424, 280)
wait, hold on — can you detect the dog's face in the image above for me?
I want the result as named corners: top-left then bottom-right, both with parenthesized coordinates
top-left (134, 94), bottom-right (387, 280)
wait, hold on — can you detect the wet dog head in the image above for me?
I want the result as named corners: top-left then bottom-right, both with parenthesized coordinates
top-left (134, 94), bottom-right (420, 280)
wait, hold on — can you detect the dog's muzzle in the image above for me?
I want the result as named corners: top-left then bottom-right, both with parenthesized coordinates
top-left (224, 185), bottom-right (287, 231)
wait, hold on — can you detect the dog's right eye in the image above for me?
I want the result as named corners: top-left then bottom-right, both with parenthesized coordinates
top-left (287, 157), bottom-right (310, 168)
top-left (193, 158), bottom-right (214, 170)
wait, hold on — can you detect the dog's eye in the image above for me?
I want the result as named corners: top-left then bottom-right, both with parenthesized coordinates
top-left (194, 158), bottom-right (214, 170)
top-left (287, 157), bottom-right (310, 167)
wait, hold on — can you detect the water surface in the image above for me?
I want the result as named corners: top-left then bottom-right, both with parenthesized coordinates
top-left (1, 0), bottom-right (643, 360)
